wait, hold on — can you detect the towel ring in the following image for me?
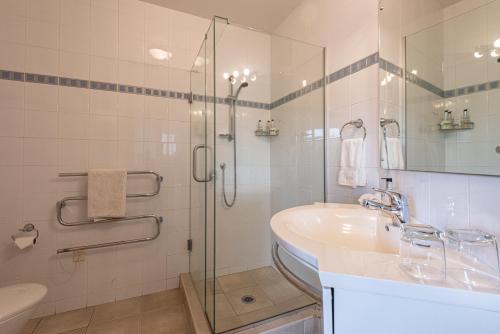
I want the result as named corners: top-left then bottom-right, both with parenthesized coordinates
top-left (380, 118), bottom-right (401, 137)
top-left (340, 119), bottom-right (367, 140)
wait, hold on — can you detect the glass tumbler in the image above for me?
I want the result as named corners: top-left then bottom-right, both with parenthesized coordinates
top-left (444, 229), bottom-right (500, 290)
top-left (399, 224), bottom-right (447, 281)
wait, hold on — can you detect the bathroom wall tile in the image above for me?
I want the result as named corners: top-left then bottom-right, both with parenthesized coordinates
top-left (28, 0), bottom-right (60, 23)
top-left (25, 109), bottom-right (58, 138)
top-left (0, 108), bottom-right (24, 137)
top-left (0, 42), bottom-right (27, 72)
top-left (27, 19), bottom-right (59, 49)
top-left (118, 93), bottom-right (144, 118)
top-left (0, 16), bottom-right (27, 44)
top-left (0, 81), bottom-right (25, 109)
top-left (59, 113), bottom-right (90, 139)
top-left (0, 0), bottom-right (28, 18)
top-left (118, 60), bottom-right (145, 86)
top-left (118, 10), bottom-right (145, 63)
top-left (59, 87), bottom-right (90, 114)
top-left (23, 138), bottom-right (58, 165)
top-left (26, 46), bottom-right (59, 76)
top-left (90, 5), bottom-right (119, 58)
top-left (59, 139), bottom-right (89, 171)
top-left (349, 65), bottom-right (378, 105)
top-left (89, 140), bottom-right (118, 168)
top-left (428, 173), bottom-right (469, 230)
top-left (90, 56), bottom-right (118, 83)
top-left (23, 166), bottom-right (59, 194)
top-left (89, 115), bottom-right (118, 140)
top-left (145, 96), bottom-right (169, 120)
top-left (60, 51), bottom-right (90, 79)
top-left (90, 90), bottom-right (119, 116)
top-left (60, 0), bottom-right (91, 54)
top-left (25, 83), bottom-right (58, 112)
top-left (118, 117), bottom-right (143, 141)
top-left (0, 137), bottom-right (23, 165)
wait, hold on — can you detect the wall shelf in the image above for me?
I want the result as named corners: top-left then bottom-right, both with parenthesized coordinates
top-left (438, 123), bottom-right (474, 131)
top-left (255, 130), bottom-right (279, 137)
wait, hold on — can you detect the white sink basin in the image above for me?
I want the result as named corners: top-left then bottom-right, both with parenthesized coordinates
top-left (271, 203), bottom-right (400, 268)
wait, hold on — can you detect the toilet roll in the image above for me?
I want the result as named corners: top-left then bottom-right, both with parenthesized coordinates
top-left (11, 233), bottom-right (36, 250)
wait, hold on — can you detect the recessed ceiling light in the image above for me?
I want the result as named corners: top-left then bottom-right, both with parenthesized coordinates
top-left (494, 39), bottom-right (500, 48)
top-left (223, 72), bottom-right (230, 79)
top-left (302, 80), bottom-right (307, 87)
top-left (233, 70), bottom-right (240, 78)
top-left (149, 48), bottom-right (172, 61)
top-left (243, 68), bottom-right (250, 76)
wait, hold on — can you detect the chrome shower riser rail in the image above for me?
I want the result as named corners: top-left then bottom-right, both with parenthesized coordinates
top-left (56, 215), bottom-right (163, 254)
top-left (272, 242), bottom-right (322, 305)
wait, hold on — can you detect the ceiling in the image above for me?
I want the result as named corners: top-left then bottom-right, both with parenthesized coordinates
top-left (141, 0), bottom-right (304, 32)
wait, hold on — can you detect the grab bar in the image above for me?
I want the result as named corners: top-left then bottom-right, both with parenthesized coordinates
top-left (272, 242), bottom-right (322, 304)
top-left (192, 144), bottom-right (213, 182)
top-left (57, 215), bottom-right (163, 254)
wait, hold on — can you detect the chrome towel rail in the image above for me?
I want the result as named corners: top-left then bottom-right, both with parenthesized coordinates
top-left (380, 118), bottom-right (401, 137)
top-left (56, 170), bottom-right (164, 254)
top-left (340, 118), bottom-right (367, 140)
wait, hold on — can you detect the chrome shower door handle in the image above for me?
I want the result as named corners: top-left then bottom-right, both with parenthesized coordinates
top-left (192, 144), bottom-right (213, 182)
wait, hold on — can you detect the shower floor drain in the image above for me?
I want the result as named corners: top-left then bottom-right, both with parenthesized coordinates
top-left (241, 295), bottom-right (256, 304)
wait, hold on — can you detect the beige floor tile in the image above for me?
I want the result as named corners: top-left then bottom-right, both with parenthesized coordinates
top-left (217, 272), bottom-right (256, 292)
top-left (259, 280), bottom-right (303, 304)
top-left (237, 305), bottom-right (283, 325)
top-left (86, 315), bottom-right (140, 334)
top-left (20, 318), bottom-right (42, 334)
top-left (34, 308), bottom-right (94, 334)
top-left (273, 295), bottom-right (315, 313)
top-left (213, 293), bottom-right (236, 320)
top-left (140, 304), bottom-right (189, 334)
top-left (92, 296), bottom-right (141, 324)
top-left (248, 267), bottom-right (283, 285)
top-left (225, 286), bottom-right (273, 315)
top-left (140, 289), bottom-right (184, 313)
top-left (215, 315), bottom-right (244, 333)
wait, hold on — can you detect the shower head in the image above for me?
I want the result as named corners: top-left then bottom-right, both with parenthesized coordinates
top-left (235, 82), bottom-right (249, 98)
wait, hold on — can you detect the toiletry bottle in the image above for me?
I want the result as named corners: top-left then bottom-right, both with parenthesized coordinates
top-left (269, 119), bottom-right (277, 135)
top-left (266, 120), bottom-right (271, 133)
top-left (257, 120), bottom-right (263, 133)
top-left (461, 109), bottom-right (470, 128)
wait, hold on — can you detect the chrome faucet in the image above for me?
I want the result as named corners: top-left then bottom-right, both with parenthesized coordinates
top-left (362, 188), bottom-right (410, 226)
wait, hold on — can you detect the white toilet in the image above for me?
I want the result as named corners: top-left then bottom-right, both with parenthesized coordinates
top-left (0, 283), bottom-right (47, 334)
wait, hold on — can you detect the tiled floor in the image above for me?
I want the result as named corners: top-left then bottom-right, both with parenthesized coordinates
top-left (201, 266), bottom-right (315, 333)
top-left (21, 289), bottom-right (192, 334)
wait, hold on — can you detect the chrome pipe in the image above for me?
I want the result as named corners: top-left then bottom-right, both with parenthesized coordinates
top-left (272, 242), bottom-right (322, 305)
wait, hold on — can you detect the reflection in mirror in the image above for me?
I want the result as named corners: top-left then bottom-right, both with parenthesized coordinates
top-left (379, 0), bottom-right (500, 176)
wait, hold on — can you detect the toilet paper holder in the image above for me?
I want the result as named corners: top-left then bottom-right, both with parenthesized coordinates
top-left (11, 223), bottom-right (39, 245)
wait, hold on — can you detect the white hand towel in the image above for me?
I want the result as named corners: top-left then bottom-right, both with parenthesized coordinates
top-left (88, 169), bottom-right (127, 220)
top-left (338, 137), bottom-right (366, 188)
top-left (381, 137), bottom-right (404, 169)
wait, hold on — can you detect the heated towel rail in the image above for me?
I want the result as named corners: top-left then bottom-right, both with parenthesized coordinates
top-left (56, 171), bottom-right (164, 254)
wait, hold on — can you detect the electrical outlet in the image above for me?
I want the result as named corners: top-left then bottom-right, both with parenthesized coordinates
top-left (72, 251), bottom-right (85, 263)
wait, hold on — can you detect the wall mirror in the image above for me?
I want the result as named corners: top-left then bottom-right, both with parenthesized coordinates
top-left (379, 0), bottom-right (500, 176)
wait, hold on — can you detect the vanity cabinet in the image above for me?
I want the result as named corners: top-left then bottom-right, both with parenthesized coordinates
top-left (323, 286), bottom-right (500, 334)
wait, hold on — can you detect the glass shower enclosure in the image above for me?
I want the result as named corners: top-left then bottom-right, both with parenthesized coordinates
top-left (190, 17), bottom-right (325, 333)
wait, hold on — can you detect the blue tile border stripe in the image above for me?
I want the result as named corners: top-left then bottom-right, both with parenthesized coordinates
top-left (379, 57), bottom-right (500, 99)
top-left (0, 53), bottom-right (404, 112)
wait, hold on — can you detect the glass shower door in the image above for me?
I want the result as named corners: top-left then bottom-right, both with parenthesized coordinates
top-left (189, 18), bottom-right (218, 332)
